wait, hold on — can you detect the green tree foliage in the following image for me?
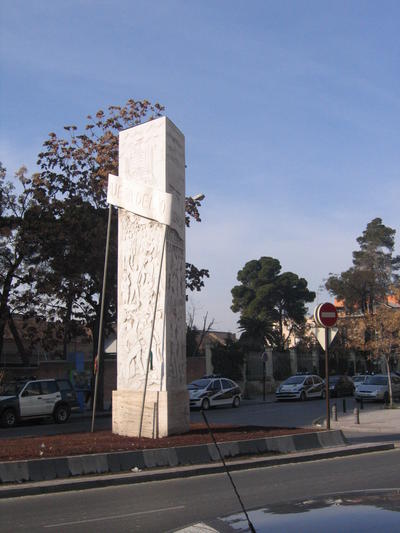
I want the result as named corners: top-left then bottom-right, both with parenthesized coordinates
top-left (0, 164), bottom-right (45, 363)
top-left (326, 219), bottom-right (400, 380)
top-left (211, 340), bottom-right (244, 381)
top-left (326, 218), bottom-right (399, 313)
top-left (33, 198), bottom-right (116, 359)
top-left (231, 257), bottom-right (315, 352)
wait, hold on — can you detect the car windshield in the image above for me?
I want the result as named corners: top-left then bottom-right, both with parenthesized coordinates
top-left (353, 376), bottom-right (365, 382)
top-left (188, 379), bottom-right (210, 389)
top-left (0, 382), bottom-right (25, 396)
top-left (284, 376), bottom-right (305, 385)
top-left (364, 376), bottom-right (388, 386)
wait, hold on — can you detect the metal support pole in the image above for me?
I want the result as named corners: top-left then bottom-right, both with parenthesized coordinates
top-left (263, 361), bottom-right (266, 402)
top-left (343, 398), bottom-right (346, 413)
top-left (325, 327), bottom-right (330, 430)
top-left (91, 204), bottom-right (113, 433)
top-left (201, 410), bottom-right (256, 533)
top-left (138, 225), bottom-right (167, 440)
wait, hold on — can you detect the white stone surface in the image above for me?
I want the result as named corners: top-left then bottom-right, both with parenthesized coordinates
top-left (107, 175), bottom-right (173, 225)
top-left (110, 117), bottom-right (189, 437)
top-left (112, 389), bottom-right (189, 438)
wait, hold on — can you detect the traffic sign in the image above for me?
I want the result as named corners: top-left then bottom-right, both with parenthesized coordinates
top-left (313, 327), bottom-right (338, 350)
top-left (314, 302), bottom-right (337, 328)
top-left (313, 303), bottom-right (338, 432)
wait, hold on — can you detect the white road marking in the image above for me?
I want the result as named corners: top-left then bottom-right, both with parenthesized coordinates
top-left (44, 505), bottom-right (185, 528)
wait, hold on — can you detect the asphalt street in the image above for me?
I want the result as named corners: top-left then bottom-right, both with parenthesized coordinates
top-left (190, 396), bottom-right (381, 428)
top-left (1, 448), bottom-right (399, 532)
top-left (0, 396), bottom-right (384, 439)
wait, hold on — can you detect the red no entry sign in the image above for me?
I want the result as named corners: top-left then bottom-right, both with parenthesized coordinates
top-left (314, 302), bottom-right (337, 328)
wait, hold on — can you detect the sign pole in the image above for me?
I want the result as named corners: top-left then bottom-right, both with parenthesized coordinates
top-left (313, 302), bottom-right (338, 432)
top-left (261, 351), bottom-right (268, 402)
top-left (91, 204), bottom-right (113, 433)
top-left (325, 327), bottom-right (330, 430)
top-left (263, 361), bottom-right (266, 402)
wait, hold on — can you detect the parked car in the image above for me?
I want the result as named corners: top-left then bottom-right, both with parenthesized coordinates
top-left (188, 376), bottom-right (242, 410)
top-left (0, 378), bottom-right (80, 427)
top-left (327, 375), bottom-right (355, 397)
top-left (173, 489), bottom-right (400, 532)
top-left (352, 374), bottom-right (368, 386)
top-left (275, 373), bottom-right (325, 401)
top-left (354, 374), bottom-right (400, 403)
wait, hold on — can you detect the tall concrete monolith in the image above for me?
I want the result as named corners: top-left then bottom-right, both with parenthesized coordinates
top-left (107, 117), bottom-right (189, 438)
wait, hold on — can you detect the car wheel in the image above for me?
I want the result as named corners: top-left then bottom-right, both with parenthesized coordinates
top-left (201, 397), bottom-right (210, 410)
top-left (1, 408), bottom-right (17, 428)
top-left (232, 396), bottom-right (241, 408)
top-left (300, 391), bottom-right (306, 401)
top-left (53, 404), bottom-right (70, 424)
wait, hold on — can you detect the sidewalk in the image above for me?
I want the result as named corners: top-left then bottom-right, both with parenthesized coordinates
top-left (328, 404), bottom-right (400, 434)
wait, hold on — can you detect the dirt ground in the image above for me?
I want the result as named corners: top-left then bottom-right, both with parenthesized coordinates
top-left (0, 425), bottom-right (318, 462)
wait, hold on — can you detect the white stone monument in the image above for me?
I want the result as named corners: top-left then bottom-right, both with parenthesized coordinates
top-left (107, 117), bottom-right (189, 438)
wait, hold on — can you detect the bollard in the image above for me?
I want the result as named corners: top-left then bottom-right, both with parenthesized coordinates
top-left (384, 393), bottom-right (389, 406)
top-left (360, 397), bottom-right (364, 410)
top-left (354, 407), bottom-right (360, 424)
top-left (332, 403), bottom-right (337, 422)
top-left (343, 398), bottom-right (346, 413)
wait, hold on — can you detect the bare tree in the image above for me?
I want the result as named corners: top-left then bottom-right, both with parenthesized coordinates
top-left (186, 306), bottom-right (214, 357)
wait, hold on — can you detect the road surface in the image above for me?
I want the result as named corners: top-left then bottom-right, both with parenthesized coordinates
top-left (0, 396), bottom-right (382, 439)
top-left (1, 448), bottom-right (399, 532)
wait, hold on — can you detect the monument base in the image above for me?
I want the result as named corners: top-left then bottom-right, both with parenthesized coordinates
top-left (112, 389), bottom-right (190, 438)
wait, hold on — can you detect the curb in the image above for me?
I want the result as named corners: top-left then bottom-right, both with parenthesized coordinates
top-left (314, 416), bottom-right (400, 435)
top-left (330, 423), bottom-right (400, 434)
top-left (0, 430), bottom-right (344, 485)
top-left (0, 441), bottom-right (394, 499)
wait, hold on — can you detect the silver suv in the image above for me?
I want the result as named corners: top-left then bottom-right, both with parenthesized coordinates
top-left (0, 378), bottom-right (80, 427)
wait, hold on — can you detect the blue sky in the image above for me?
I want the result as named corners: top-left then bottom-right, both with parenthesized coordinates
top-left (1, 1), bottom-right (399, 332)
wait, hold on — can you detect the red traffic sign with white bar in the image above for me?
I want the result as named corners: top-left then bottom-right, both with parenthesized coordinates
top-left (314, 302), bottom-right (338, 328)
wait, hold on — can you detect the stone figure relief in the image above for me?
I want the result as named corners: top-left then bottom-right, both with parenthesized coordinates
top-left (165, 234), bottom-right (186, 389)
top-left (117, 210), bottom-right (185, 391)
top-left (118, 212), bottom-right (164, 390)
